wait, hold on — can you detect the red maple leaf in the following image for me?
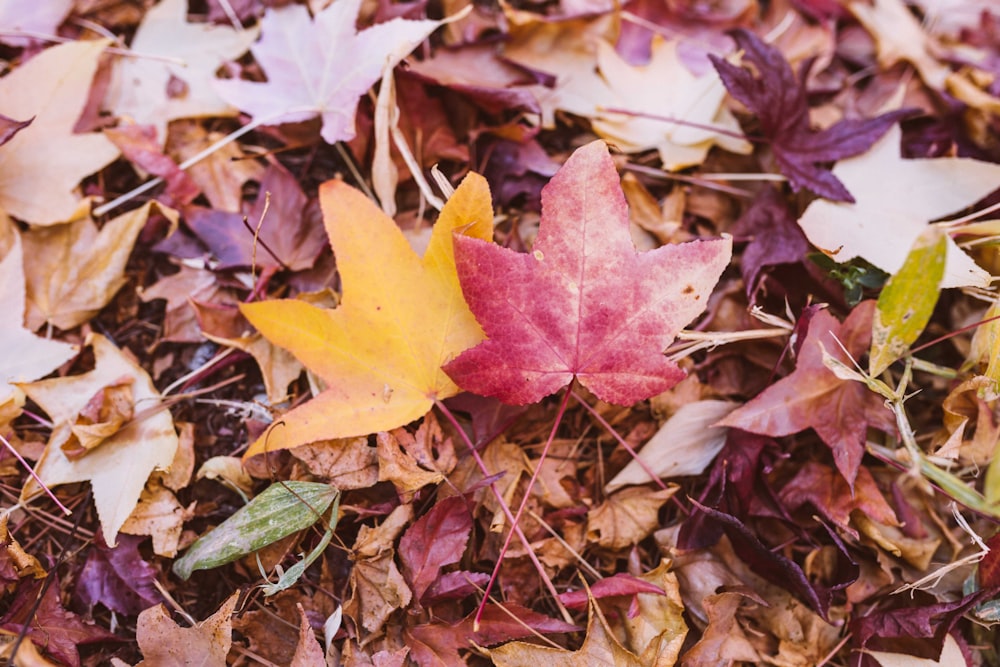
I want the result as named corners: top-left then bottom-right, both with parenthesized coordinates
top-left (444, 140), bottom-right (731, 405)
top-left (718, 300), bottom-right (895, 485)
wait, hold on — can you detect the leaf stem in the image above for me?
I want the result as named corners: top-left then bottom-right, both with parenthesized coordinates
top-left (0, 432), bottom-right (71, 515)
top-left (472, 386), bottom-right (574, 631)
top-left (434, 399), bottom-right (574, 627)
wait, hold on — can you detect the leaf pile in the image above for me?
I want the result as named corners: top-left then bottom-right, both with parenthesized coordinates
top-left (2, 1), bottom-right (1000, 666)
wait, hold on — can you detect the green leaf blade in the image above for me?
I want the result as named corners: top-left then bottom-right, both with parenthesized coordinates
top-left (173, 481), bottom-right (339, 580)
top-left (869, 228), bottom-right (947, 376)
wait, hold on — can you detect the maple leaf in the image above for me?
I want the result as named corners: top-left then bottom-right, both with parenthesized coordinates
top-left (19, 334), bottom-right (179, 545)
top-left (0, 234), bottom-right (77, 405)
top-left (778, 461), bottom-right (899, 530)
top-left (849, 0), bottom-right (951, 90)
top-left (240, 172), bottom-right (493, 457)
top-left (22, 201), bottom-right (174, 331)
top-left (135, 591), bottom-right (238, 666)
top-left (103, 0), bottom-right (259, 143)
top-left (718, 301), bottom-right (896, 485)
top-left (798, 123), bottom-right (1000, 288)
top-left (214, 0), bottom-right (445, 144)
top-left (590, 37), bottom-right (751, 170)
top-left (0, 39), bottom-right (119, 224)
top-left (709, 29), bottom-right (912, 202)
top-left (443, 140), bottom-right (731, 406)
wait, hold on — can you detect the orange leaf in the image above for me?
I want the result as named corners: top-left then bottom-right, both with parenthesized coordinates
top-left (240, 173), bottom-right (493, 457)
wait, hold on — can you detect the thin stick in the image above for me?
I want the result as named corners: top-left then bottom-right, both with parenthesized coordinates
top-left (474, 387), bottom-right (574, 630)
top-left (434, 400), bottom-right (573, 627)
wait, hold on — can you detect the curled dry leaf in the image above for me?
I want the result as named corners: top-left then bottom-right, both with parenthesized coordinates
top-left (135, 591), bottom-right (239, 667)
top-left (18, 334), bottom-right (178, 545)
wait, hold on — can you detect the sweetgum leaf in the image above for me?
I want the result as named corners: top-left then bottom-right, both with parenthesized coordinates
top-left (444, 140), bottom-right (731, 405)
top-left (709, 29), bottom-right (912, 202)
top-left (74, 533), bottom-right (164, 616)
top-left (399, 495), bottom-right (473, 602)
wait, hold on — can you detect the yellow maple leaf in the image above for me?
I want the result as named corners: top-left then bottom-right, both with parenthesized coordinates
top-left (240, 173), bottom-right (493, 457)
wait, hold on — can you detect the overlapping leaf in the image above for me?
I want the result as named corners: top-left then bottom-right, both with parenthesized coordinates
top-left (240, 174), bottom-right (493, 456)
top-left (444, 140), bottom-right (731, 405)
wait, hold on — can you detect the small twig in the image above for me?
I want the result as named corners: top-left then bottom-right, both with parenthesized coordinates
top-left (0, 433), bottom-right (71, 515)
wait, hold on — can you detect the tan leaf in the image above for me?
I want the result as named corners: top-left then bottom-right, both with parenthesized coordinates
top-left (120, 479), bottom-right (188, 557)
top-left (135, 591), bottom-right (238, 666)
top-left (587, 487), bottom-right (677, 549)
top-left (345, 505), bottom-right (414, 634)
top-left (290, 603), bottom-right (326, 667)
top-left (195, 456), bottom-right (254, 495)
top-left (490, 596), bottom-right (643, 666)
top-left (618, 561), bottom-right (687, 667)
top-left (19, 334), bottom-right (179, 545)
top-left (680, 591), bottom-right (762, 666)
top-left (377, 429), bottom-right (444, 501)
top-left (23, 202), bottom-right (178, 331)
top-left (0, 233), bottom-right (77, 404)
top-left (139, 262), bottom-right (230, 343)
top-left (849, 0), bottom-right (951, 90)
top-left (290, 437), bottom-right (378, 491)
top-left (63, 376), bottom-right (134, 459)
top-left (0, 39), bottom-right (119, 224)
top-left (103, 0), bottom-right (259, 143)
top-left (166, 121), bottom-right (266, 212)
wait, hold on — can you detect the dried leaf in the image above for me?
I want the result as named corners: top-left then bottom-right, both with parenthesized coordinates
top-left (19, 334), bottom-right (178, 545)
top-left (0, 39), bottom-right (119, 224)
top-left (587, 486), bottom-right (678, 549)
top-left (135, 591), bottom-right (239, 666)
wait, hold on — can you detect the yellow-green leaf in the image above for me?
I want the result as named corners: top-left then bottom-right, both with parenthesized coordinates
top-left (240, 173), bottom-right (493, 457)
top-left (869, 227), bottom-right (946, 376)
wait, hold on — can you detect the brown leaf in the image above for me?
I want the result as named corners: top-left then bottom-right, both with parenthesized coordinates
top-left (587, 487), bottom-right (677, 549)
top-left (345, 505), bottom-right (414, 634)
top-left (135, 591), bottom-right (238, 666)
top-left (62, 376), bottom-right (134, 459)
top-left (681, 591), bottom-right (762, 666)
top-left (289, 604), bottom-right (325, 667)
top-left (377, 429), bottom-right (445, 501)
top-left (23, 202), bottom-right (177, 331)
top-left (490, 596), bottom-right (644, 666)
top-left (139, 262), bottom-right (231, 343)
top-left (290, 437), bottom-right (378, 490)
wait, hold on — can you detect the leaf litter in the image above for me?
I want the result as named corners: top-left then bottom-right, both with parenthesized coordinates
top-left (2, 1), bottom-right (1000, 665)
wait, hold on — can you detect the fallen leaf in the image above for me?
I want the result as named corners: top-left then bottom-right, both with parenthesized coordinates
top-left (606, 399), bottom-right (737, 491)
top-left (240, 172), bottom-right (493, 456)
top-left (406, 604), bottom-right (579, 665)
top-left (344, 504), bottom-right (414, 634)
top-left (104, 123), bottom-right (200, 206)
top-left (214, 0), bottom-right (445, 143)
top-left (0, 114), bottom-right (31, 146)
top-left (849, 0), bottom-right (951, 90)
top-left (103, 0), bottom-right (259, 143)
top-left (730, 185), bottom-right (810, 300)
top-left (797, 123), bottom-right (1000, 288)
top-left (719, 301), bottom-right (896, 485)
top-left (119, 479), bottom-right (187, 557)
top-left (778, 461), bottom-right (899, 530)
top-left (165, 121), bottom-right (265, 212)
top-left (62, 376), bottom-right (134, 459)
top-left (19, 334), bottom-right (179, 545)
top-left (0, 234), bottom-right (77, 404)
top-left (869, 226), bottom-right (946, 375)
top-left (289, 438), bottom-right (378, 490)
top-left (868, 634), bottom-right (965, 667)
top-left (590, 37), bottom-right (751, 170)
top-left (0, 0), bottom-right (73, 47)
top-left (22, 201), bottom-right (177, 331)
top-left (184, 161), bottom-right (327, 271)
top-left (680, 590), bottom-right (762, 665)
top-left (709, 29), bottom-right (912, 202)
top-left (444, 140), bottom-right (731, 405)
top-left (490, 595), bottom-right (644, 666)
top-left (135, 591), bottom-right (238, 666)
top-left (139, 262), bottom-right (230, 343)
top-left (290, 604), bottom-right (325, 667)
top-left (74, 533), bottom-right (164, 617)
top-left (0, 573), bottom-right (117, 667)
top-left (587, 486), bottom-right (678, 549)
top-left (0, 39), bottom-right (119, 224)
top-left (398, 495), bottom-right (473, 602)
